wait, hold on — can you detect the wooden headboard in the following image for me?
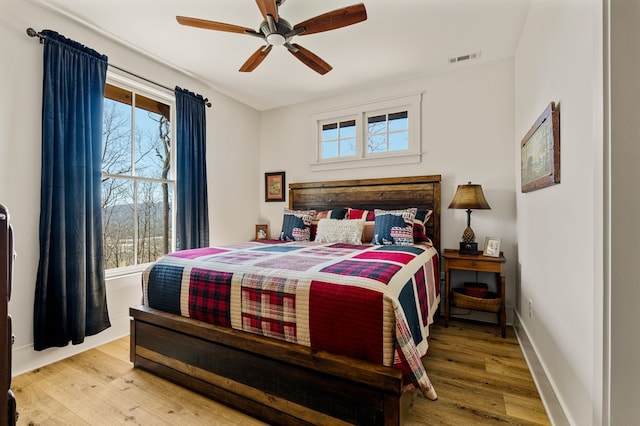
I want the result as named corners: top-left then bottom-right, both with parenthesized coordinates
top-left (289, 175), bottom-right (441, 253)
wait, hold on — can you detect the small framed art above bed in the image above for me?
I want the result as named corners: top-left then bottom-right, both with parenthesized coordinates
top-left (130, 175), bottom-right (441, 426)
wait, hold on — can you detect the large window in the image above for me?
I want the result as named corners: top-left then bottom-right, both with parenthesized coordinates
top-left (101, 81), bottom-right (175, 271)
top-left (311, 93), bottom-right (422, 171)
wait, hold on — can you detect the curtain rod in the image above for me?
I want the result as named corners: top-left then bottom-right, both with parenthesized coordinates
top-left (26, 27), bottom-right (212, 108)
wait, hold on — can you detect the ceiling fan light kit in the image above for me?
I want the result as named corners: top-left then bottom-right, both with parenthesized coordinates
top-left (176, 0), bottom-right (367, 74)
top-left (266, 33), bottom-right (286, 46)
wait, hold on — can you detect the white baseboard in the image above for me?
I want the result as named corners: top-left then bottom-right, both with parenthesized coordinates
top-left (11, 273), bottom-right (141, 376)
top-left (11, 314), bottom-right (130, 377)
top-left (513, 313), bottom-right (572, 426)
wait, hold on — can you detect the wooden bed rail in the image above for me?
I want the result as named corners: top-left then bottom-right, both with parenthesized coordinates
top-left (130, 175), bottom-right (442, 425)
top-left (130, 305), bottom-right (412, 425)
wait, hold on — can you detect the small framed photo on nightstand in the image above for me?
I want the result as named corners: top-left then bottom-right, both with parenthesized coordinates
top-left (255, 224), bottom-right (269, 240)
top-left (483, 237), bottom-right (501, 257)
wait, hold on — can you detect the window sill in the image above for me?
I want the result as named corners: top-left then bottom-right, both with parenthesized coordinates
top-left (105, 263), bottom-right (153, 280)
top-left (310, 152), bottom-right (422, 172)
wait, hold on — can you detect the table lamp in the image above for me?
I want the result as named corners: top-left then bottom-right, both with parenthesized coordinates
top-left (448, 182), bottom-right (491, 254)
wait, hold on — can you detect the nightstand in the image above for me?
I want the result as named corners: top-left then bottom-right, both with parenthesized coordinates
top-left (443, 248), bottom-right (507, 337)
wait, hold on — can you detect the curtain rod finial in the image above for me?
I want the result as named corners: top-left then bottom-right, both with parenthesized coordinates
top-left (26, 27), bottom-right (38, 37)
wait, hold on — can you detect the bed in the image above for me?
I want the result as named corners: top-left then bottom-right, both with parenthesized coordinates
top-left (130, 175), bottom-right (441, 425)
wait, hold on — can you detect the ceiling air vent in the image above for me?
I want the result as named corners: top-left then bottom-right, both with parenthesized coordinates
top-left (449, 51), bottom-right (481, 64)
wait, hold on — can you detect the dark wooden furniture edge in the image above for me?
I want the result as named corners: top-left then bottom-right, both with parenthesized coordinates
top-left (289, 175), bottom-right (441, 254)
top-left (1, 204), bottom-right (16, 425)
top-left (130, 305), bottom-right (410, 425)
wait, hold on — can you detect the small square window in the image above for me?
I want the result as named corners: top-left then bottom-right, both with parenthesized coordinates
top-left (320, 119), bottom-right (357, 159)
top-left (367, 111), bottom-right (409, 154)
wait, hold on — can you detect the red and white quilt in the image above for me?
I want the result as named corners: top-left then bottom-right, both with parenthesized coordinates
top-left (142, 240), bottom-right (440, 399)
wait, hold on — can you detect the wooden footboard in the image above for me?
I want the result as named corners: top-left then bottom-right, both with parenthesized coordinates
top-left (130, 305), bottom-right (413, 426)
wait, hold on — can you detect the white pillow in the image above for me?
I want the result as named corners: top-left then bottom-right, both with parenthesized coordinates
top-left (314, 218), bottom-right (365, 245)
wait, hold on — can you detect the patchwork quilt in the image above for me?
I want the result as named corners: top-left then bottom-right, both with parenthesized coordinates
top-left (142, 240), bottom-right (440, 400)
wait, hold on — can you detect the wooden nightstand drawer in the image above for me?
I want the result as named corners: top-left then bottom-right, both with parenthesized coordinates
top-left (446, 257), bottom-right (501, 273)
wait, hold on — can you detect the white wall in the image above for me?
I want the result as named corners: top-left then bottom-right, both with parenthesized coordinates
top-left (514, 1), bottom-right (603, 424)
top-left (259, 58), bottom-right (518, 318)
top-left (0, 0), bottom-right (260, 375)
top-left (609, 0), bottom-right (640, 423)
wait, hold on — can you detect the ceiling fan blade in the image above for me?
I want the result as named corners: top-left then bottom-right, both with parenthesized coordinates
top-left (176, 16), bottom-right (256, 34)
top-left (288, 43), bottom-right (332, 75)
top-left (293, 3), bottom-right (367, 36)
top-left (239, 45), bottom-right (273, 72)
top-left (255, 0), bottom-right (279, 22)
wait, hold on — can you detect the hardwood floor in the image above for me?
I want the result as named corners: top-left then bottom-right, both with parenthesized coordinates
top-left (12, 318), bottom-right (549, 425)
top-left (418, 319), bottom-right (550, 425)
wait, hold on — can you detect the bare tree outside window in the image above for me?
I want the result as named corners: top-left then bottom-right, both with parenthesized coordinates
top-left (367, 111), bottom-right (409, 154)
top-left (101, 84), bottom-right (174, 270)
top-left (320, 120), bottom-right (356, 159)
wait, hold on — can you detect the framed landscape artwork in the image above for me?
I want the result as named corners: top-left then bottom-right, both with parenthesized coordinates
top-left (521, 102), bottom-right (560, 193)
top-left (265, 171), bottom-right (285, 202)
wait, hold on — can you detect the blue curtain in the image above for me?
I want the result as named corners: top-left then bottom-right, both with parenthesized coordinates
top-left (175, 87), bottom-right (209, 250)
top-left (34, 31), bottom-right (111, 350)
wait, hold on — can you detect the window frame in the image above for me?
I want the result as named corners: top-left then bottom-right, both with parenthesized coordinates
top-left (102, 73), bottom-right (177, 278)
top-left (365, 109), bottom-right (410, 156)
top-left (317, 115), bottom-right (362, 161)
top-left (310, 92), bottom-right (422, 171)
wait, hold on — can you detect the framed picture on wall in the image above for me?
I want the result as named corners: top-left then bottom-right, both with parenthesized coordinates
top-left (521, 102), bottom-right (560, 193)
top-left (265, 171), bottom-right (286, 202)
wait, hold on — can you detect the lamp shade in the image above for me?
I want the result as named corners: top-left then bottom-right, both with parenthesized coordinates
top-left (448, 182), bottom-right (491, 251)
top-left (448, 182), bottom-right (491, 210)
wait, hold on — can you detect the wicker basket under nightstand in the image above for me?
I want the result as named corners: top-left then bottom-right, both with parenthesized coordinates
top-left (451, 288), bottom-right (501, 313)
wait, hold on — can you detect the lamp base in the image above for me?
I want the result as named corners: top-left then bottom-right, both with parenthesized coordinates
top-left (459, 241), bottom-right (479, 255)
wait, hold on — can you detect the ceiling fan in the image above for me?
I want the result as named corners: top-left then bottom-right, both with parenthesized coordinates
top-left (176, 0), bottom-right (367, 75)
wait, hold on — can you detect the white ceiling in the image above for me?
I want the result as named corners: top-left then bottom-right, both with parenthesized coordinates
top-left (33, 0), bottom-right (531, 111)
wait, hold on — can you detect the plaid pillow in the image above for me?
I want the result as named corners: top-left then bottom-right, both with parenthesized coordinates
top-left (413, 209), bottom-right (433, 243)
top-left (346, 208), bottom-right (375, 243)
